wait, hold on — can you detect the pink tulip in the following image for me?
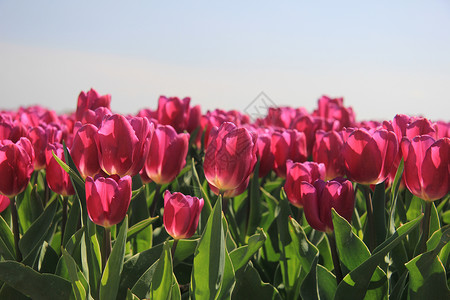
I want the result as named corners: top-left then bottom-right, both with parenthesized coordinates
top-left (71, 124), bottom-right (102, 179)
top-left (284, 160), bottom-right (325, 208)
top-left (0, 138), bottom-right (34, 197)
top-left (157, 96), bottom-right (190, 133)
top-left (0, 195), bottom-right (10, 213)
top-left (27, 126), bottom-right (48, 170)
top-left (342, 128), bottom-right (398, 185)
top-left (204, 122), bottom-right (257, 195)
top-left (76, 88), bottom-right (111, 121)
top-left (301, 178), bottom-right (354, 233)
top-left (143, 125), bottom-right (189, 185)
top-left (271, 129), bottom-right (308, 178)
top-left (45, 143), bottom-right (75, 196)
top-left (163, 191), bottom-right (204, 240)
top-left (255, 131), bottom-right (274, 178)
top-left (85, 174), bottom-right (132, 227)
top-left (401, 136), bottom-right (449, 201)
top-left (96, 114), bottom-right (153, 177)
top-left (313, 130), bottom-right (345, 180)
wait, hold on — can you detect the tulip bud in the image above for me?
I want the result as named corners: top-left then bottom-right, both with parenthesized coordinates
top-left (302, 178), bottom-right (354, 233)
top-left (85, 175), bottom-right (132, 227)
top-left (401, 136), bottom-right (449, 201)
top-left (45, 143), bottom-right (75, 196)
top-left (143, 125), bottom-right (189, 185)
top-left (0, 138), bottom-right (34, 197)
top-left (204, 122), bottom-right (257, 196)
top-left (163, 191), bottom-right (204, 240)
top-left (285, 160), bottom-right (325, 208)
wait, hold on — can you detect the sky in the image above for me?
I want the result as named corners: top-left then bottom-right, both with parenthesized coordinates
top-left (1, 1), bottom-right (449, 122)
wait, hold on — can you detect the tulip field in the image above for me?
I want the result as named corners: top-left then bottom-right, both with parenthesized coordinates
top-left (0, 90), bottom-right (449, 300)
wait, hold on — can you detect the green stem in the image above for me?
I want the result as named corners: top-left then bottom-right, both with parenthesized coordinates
top-left (102, 226), bottom-right (112, 270)
top-left (171, 239), bottom-right (179, 262)
top-left (149, 184), bottom-right (161, 217)
top-left (328, 233), bottom-right (343, 284)
top-left (11, 196), bottom-right (22, 261)
top-left (420, 201), bottom-right (432, 253)
top-left (61, 196), bottom-right (68, 247)
top-left (363, 186), bottom-right (376, 252)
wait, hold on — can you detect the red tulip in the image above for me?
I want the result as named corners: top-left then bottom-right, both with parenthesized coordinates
top-left (401, 136), bottom-right (449, 201)
top-left (143, 125), bottom-right (189, 185)
top-left (96, 114), bottom-right (153, 177)
top-left (342, 128), bottom-right (398, 185)
top-left (27, 126), bottom-right (48, 170)
top-left (301, 178), bottom-right (354, 233)
top-left (45, 143), bottom-right (75, 196)
top-left (255, 131), bottom-right (274, 178)
top-left (157, 96), bottom-right (190, 133)
top-left (284, 160), bottom-right (325, 208)
top-left (85, 174), bottom-right (132, 227)
top-left (271, 129), bottom-right (308, 178)
top-left (0, 138), bottom-right (34, 197)
top-left (71, 124), bottom-right (102, 179)
top-left (163, 191), bottom-right (204, 240)
top-left (76, 88), bottom-right (111, 122)
top-left (0, 195), bottom-right (10, 213)
top-left (204, 122), bottom-right (257, 195)
top-left (313, 130), bottom-right (345, 180)
top-left (313, 95), bottom-right (355, 129)
top-left (186, 105), bottom-right (202, 133)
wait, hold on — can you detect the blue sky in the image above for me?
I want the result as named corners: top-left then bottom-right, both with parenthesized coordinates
top-left (1, 1), bottom-right (449, 121)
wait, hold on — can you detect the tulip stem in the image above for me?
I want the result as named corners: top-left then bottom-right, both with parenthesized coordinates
top-left (11, 197), bottom-right (22, 261)
top-left (61, 196), bottom-right (68, 247)
top-left (363, 186), bottom-right (376, 252)
top-left (171, 239), bottom-right (179, 261)
top-left (419, 201), bottom-right (432, 254)
top-left (102, 227), bottom-right (112, 270)
top-left (150, 184), bottom-right (161, 217)
top-left (328, 233), bottom-right (343, 284)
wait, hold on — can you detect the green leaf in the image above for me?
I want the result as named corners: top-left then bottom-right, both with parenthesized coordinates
top-left (63, 195), bottom-right (81, 247)
top-left (372, 181), bottom-right (387, 247)
top-left (0, 215), bottom-right (15, 260)
top-left (65, 226), bottom-right (85, 256)
top-left (334, 213), bottom-right (423, 300)
top-left (191, 157), bottom-right (212, 233)
top-left (129, 185), bottom-right (153, 253)
top-left (232, 262), bottom-right (282, 300)
top-left (126, 289), bottom-right (140, 300)
top-left (99, 216), bottom-right (128, 300)
top-left (247, 160), bottom-right (261, 237)
top-left (149, 241), bottom-right (174, 300)
top-left (83, 219), bottom-right (102, 298)
top-left (52, 148), bottom-right (84, 188)
top-left (230, 228), bottom-right (266, 272)
top-left (190, 197), bottom-right (225, 300)
top-left (169, 238), bottom-right (199, 265)
top-left (316, 264), bottom-right (337, 300)
top-left (131, 258), bottom-right (158, 298)
top-left (62, 248), bottom-right (88, 300)
top-left (171, 273), bottom-right (181, 300)
top-left (217, 232), bottom-right (236, 299)
top-left (19, 199), bottom-right (57, 266)
top-left (16, 183), bottom-right (33, 232)
top-left (127, 216), bottom-right (158, 240)
top-left (0, 261), bottom-right (72, 300)
top-left (388, 159), bottom-right (404, 234)
top-left (405, 226), bottom-right (450, 300)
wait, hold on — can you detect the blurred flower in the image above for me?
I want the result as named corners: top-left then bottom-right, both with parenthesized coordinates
top-left (401, 136), bottom-right (449, 201)
top-left (301, 178), bottom-right (354, 233)
top-left (85, 174), bottom-right (132, 227)
top-left (204, 122), bottom-right (257, 196)
top-left (143, 125), bottom-right (189, 185)
top-left (313, 95), bottom-right (355, 130)
top-left (45, 143), bottom-right (75, 196)
top-left (313, 130), bottom-right (345, 180)
top-left (271, 129), bottom-right (307, 178)
top-left (163, 191), bottom-right (204, 240)
top-left (76, 88), bottom-right (111, 122)
top-left (255, 131), bottom-right (274, 177)
top-left (284, 160), bottom-right (325, 208)
top-left (157, 96), bottom-right (190, 133)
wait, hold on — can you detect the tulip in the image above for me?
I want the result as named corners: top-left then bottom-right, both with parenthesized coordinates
top-left (143, 125), bottom-right (189, 185)
top-left (163, 190), bottom-right (204, 240)
top-left (401, 136), bottom-right (449, 201)
top-left (85, 174), bottom-right (132, 228)
top-left (313, 95), bottom-right (355, 130)
top-left (271, 129), bottom-right (308, 178)
top-left (157, 96), bottom-right (190, 133)
top-left (255, 131), bottom-right (274, 178)
top-left (0, 195), bottom-right (10, 213)
top-left (204, 122), bottom-right (257, 196)
top-left (301, 178), bottom-right (354, 233)
top-left (45, 143), bottom-right (75, 196)
top-left (27, 126), bottom-right (47, 170)
top-left (186, 105), bottom-right (202, 133)
top-left (0, 138), bottom-right (34, 197)
top-left (284, 160), bottom-right (325, 208)
top-left (71, 124), bottom-right (102, 179)
top-left (76, 88), bottom-right (111, 121)
top-left (96, 114), bottom-right (153, 177)
top-left (342, 128), bottom-right (398, 185)
top-left (313, 130), bottom-right (345, 180)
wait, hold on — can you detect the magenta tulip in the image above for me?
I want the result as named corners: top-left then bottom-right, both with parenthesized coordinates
top-left (143, 125), bottom-right (189, 185)
top-left (271, 129), bottom-right (308, 178)
top-left (301, 178), bottom-right (354, 233)
top-left (342, 128), bottom-right (398, 185)
top-left (401, 136), bottom-right (449, 201)
top-left (0, 195), bottom-right (10, 213)
top-left (76, 88), bottom-right (111, 122)
top-left (157, 96), bottom-right (190, 133)
top-left (163, 191), bottom-right (204, 240)
top-left (45, 143), bottom-right (75, 196)
top-left (204, 122), bottom-right (257, 195)
top-left (285, 160), bottom-right (325, 208)
top-left (313, 130), bottom-right (345, 180)
top-left (255, 131), bottom-right (275, 178)
top-left (71, 124), bottom-right (103, 179)
top-left (0, 138), bottom-right (34, 197)
top-left (85, 174), bottom-right (132, 227)
top-left (96, 114), bottom-right (153, 177)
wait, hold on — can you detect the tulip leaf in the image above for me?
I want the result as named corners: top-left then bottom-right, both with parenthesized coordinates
top-left (171, 273), bottom-right (182, 300)
top-left (126, 289), bottom-right (140, 300)
top-left (169, 238), bottom-right (199, 265)
top-left (19, 198), bottom-right (57, 266)
top-left (247, 160), bottom-right (261, 237)
top-left (230, 228), bottom-right (266, 272)
top-left (63, 195), bottom-right (81, 247)
top-left (191, 157), bottom-right (212, 233)
top-left (217, 246), bottom-right (236, 299)
top-left (129, 184), bottom-right (153, 253)
top-left (99, 216), bottom-right (128, 300)
top-left (61, 248), bottom-right (89, 300)
top-left (232, 262), bottom-right (282, 300)
top-left (148, 241), bottom-right (174, 300)
top-left (0, 215), bottom-right (15, 260)
top-left (16, 183), bottom-right (33, 232)
top-left (127, 216), bottom-right (158, 241)
top-left (64, 226), bottom-right (85, 256)
top-left (334, 213), bottom-right (423, 300)
top-left (190, 197), bottom-right (225, 300)
top-left (130, 258), bottom-right (158, 298)
top-left (0, 261), bottom-right (72, 300)
top-left (426, 226), bottom-right (450, 268)
top-left (372, 181), bottom-right (387, 247)
top-left (52, 149), bottom-right (84, 188)
top-left (83, 218), bottom-right (102, 298)
top-left (388, 159), bottom-right (404, 234)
